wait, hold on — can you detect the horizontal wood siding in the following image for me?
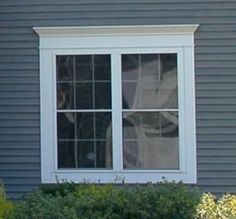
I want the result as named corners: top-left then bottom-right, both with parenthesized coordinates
top-left (0, 0), bottom-right (235, 199)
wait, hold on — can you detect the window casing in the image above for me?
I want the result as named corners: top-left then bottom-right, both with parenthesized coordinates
top-left (34, 25), bottom-right (198, 183)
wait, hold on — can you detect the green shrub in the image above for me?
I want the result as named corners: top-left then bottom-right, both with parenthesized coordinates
top-left (8, 181), bottom-right (202, 219)
top-left (74, 184), bottom-right (130, 219)
top-left (40, 181), bottom-right (77, 197)
top-left (8, 191), bottom-right (78, 219)
top-left (7, 180), bottom-right (236, 219)
top-left (0, 182), bottom-right (13, 219)
top-left (74, 181), bottom-right (200, 219)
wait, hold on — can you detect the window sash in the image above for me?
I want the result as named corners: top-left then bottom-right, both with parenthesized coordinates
top-left (55, 50), bottom-right (183, 172)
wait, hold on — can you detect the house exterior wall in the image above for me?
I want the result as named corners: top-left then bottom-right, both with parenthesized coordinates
top-left (0, 0), bottom-right (235, 200)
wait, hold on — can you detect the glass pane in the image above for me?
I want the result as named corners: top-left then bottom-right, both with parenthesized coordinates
top-left (56, 54), bottom-right (112, 170)
top-left (96, 140), bottom-right (112, 168)
top-left (76, 82), bottom-right (93, 109)
top-left (123, 140), bottom-right (140, 168)
top-left (77, 140), bottom-right (112, 169)
top-left (77, 141), bottom-right (94, 168)
top-left (141, 54), bottom-right (160, 80)
top-left (94, 55), bottom-right (111, 81)
top-left (95, 82), bottom-right (111, 109)
top-left (58, 141), bottom-right (75, 168)
top-left (95, 112), bottom-right (112, 140)
top-left (160, 112), bottom-right (179, 137)
top-left (122, 54), bottom-right (177, 109)
top-left (123, 112), bottom-right (179, 169)
top-left (75, 55), bottom-right (92, 81)
top-left (56, 55), bottom-right (74, 81)
top-left (161, 54), bottom-right (177, 73)
top-left (122, 54), bottom-right (139, 81)
top-left (76, 112), bottom-right (94, 140)
top-left (57, 113), bottom-right (75, 140)
top-left (57, 82), bottom-right (74, 109)
top-left (122, 82), bottom-right (137, 109)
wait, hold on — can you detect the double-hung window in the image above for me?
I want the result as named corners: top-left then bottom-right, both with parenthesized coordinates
top-left (34, 25), bottom-right (198, 183)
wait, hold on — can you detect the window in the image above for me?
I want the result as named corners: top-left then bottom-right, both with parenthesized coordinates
top-left (56, 55), bottom-right (112, 169)
top-left (34, 25), bottom-right (198, 183)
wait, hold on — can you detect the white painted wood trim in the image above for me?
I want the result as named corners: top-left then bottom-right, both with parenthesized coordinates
top-left (40, 50), bottom-right (55, 183)
top-left (37, 25), bottom-right (198, 184)
top-left (111, 52), bottom-right (123, 172)
top-left (34, 25), bottom-right (199, 37)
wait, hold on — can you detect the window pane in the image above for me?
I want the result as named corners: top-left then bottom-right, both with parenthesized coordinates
top-left (75, 55), bottom-right (92, 81)
top-left (56, 54), bottom-right (112, 169)
top-left (56, 55), bottom-right (73, 81)
top-left (95, 82), bottom-right (111, 109)
top-left (58, 112), bottom-right (112, 169)
top-left (123, 112), bottom-right (179, 169)
top-left (58, 141), bottom-right (75, 168)
top-left (122, 82), bottom-right (137, 109)
top-left (57, 113), bottom-right (75, 140)
top-left (57, 82), bottom-right (74, 109)
top-left (96, 140), bottom-right (112, 168)
top-left (95, 112), bottom-right (112, 140)
top-left (121, 54), bottom-right (139, 80)
top-left (76, 82), bottom-right (93, 109)
top-left (94, 55), bottom-right (111, 81)
top-left (77, 141), bottom-right (95, 168)
top-left (122, 54), bottom-right (177, 109)
top-left (76, 112), bottom-right (94, 140)
top-left (77, 140), bottom-right (112, 168)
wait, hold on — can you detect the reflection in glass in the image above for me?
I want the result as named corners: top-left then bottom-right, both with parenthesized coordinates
top-left (57, 112), bottom-right (112, 169)
top-left (57, 54), bottom-right (111, 110)
top-left (95, 82), bottom-right (111, 109)
top-left (122, 82), bottom-right (137, 109)
top-left (57, 113), bottom-right (75, 140)
top-left (77, 141), bottom-right (95, 168)
top-left (96, 140), bottom-right (112, 168)
top-left (75, 55), bottom-right (92, 81)
top-left (57, 54), bottom-right (112, 169)
top-left (56, 55), bottom-right (73, 81)
top-left (123, 140), bottom-right (140, 168)
top-left (58, 141), bottom-right (75, 168)
top-left (94, 55), bottom-right (111, 80)
top-left (95, 112), bottom-right (112, 140)
top-left (57, 82), bottom-right (74, 109)
top-left (76, 113), bottom-right (94, 139)
top-left (121, 54), bottom-right (139, 80)
top-left (122, 54), bottom-right (177, 109)
top-left (76, 82), bottom-right (93, 109)
top-left (123, 112), bottom-right (179, 169)
top-left (77, 140), bottom-right (112, 168)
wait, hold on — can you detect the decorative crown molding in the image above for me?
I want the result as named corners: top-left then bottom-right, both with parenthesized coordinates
top-left (33, 25), bottom-right (199, 37)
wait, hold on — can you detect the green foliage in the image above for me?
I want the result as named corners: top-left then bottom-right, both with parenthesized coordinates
top-left (9, 181), bottom-right (201, 219)
top-left (8, 191), bottom-right (78, 219)
top-left (74, 184), bottom-right (130, 219)
top-left (0, 182), bottom-right (13, 219)
top-left (40, 180), bottom-right (77, 196)
top-left (5, 180), bottom-right (236, 219)
top-left (124, 181), bottom-right (200, 219)
top-left (196, 193), bottom-right (236, 219)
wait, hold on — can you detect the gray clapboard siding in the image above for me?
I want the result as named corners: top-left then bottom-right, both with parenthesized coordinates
top-left (0, 0), bottom-right (236, 199)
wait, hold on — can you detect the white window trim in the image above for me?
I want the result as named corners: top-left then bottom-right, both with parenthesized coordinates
top-left (34, 25), bottom-right (198, 184)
